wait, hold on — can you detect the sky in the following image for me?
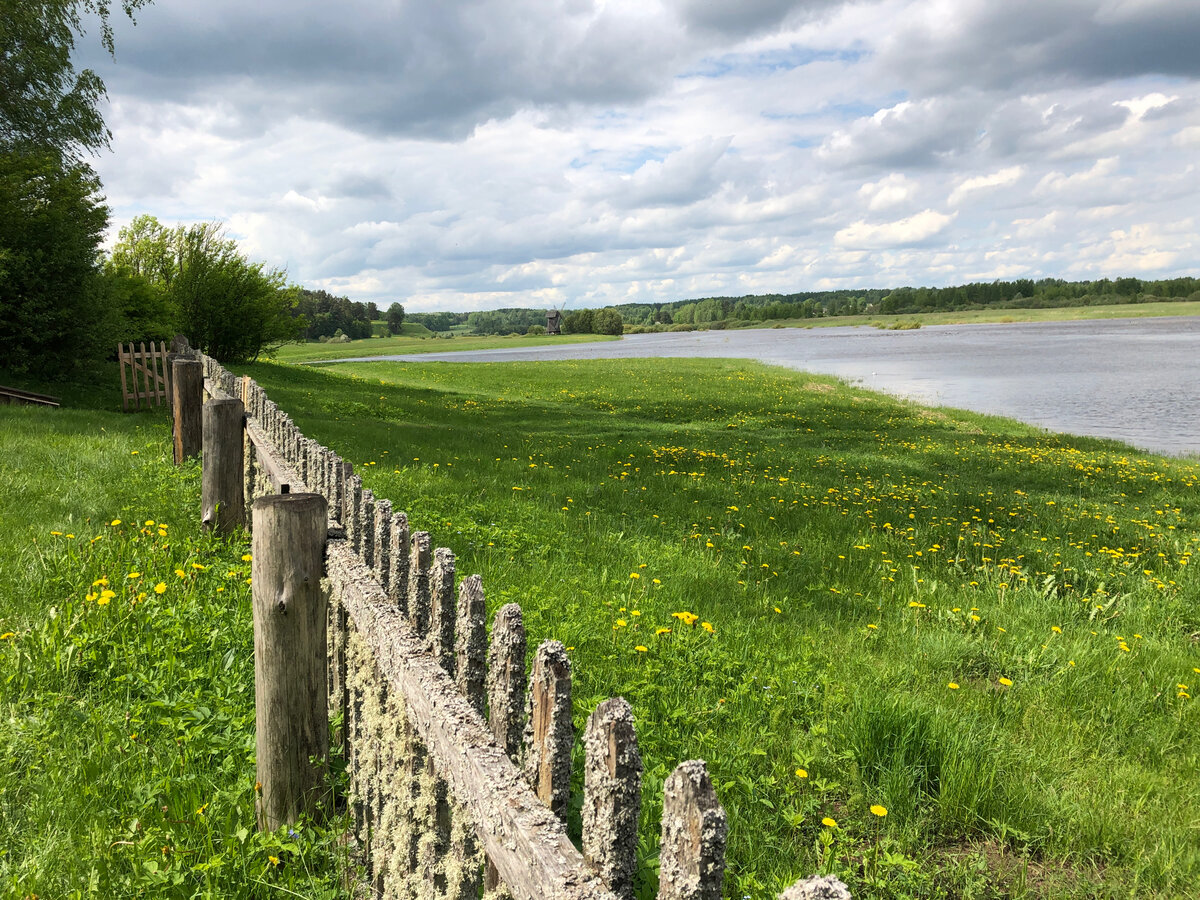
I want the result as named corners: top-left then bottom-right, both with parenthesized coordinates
top-left (83, 0), bottom-right (1200, 312)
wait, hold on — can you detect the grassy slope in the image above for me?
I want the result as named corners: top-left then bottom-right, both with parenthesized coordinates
top-left (272, 330), bottom-right (618, 364)
top-left (0, 377), bottom-right (350, 897)
top-left (242, 357), bottom-right (1200, 899)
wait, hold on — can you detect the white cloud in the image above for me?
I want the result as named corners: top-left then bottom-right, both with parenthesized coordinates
top-left (834, 209), bottom-right (957, 249)
top-left (948, 167), bottom-right (1024, 205)
top-left (86, 0), bottom-right (1200, 309)
top-left (858, 173), bottom-right (917, 211)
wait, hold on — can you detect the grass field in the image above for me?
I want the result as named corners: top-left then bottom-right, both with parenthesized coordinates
top-left (239, 356), bottom-right (1200, 899)
top-left (789, 299), bottom-right (1200, 330)
top-left (272, 330), bottom-right (618, 364)
top-left (0, 381), bottom-right (352, 897)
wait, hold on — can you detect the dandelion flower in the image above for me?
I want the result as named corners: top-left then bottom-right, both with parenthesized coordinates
top-left (701, 621), bottom-right (715, 634)
top-left (635, 645), bottom-right (648, 653)
top-left (629, 572), bottom-right (640, 579)
top-left (1051, 626), bottom-right (1062, 634)
top-left (110, 519), bottom-right (121, 526)
top-left (242, 553), bottom-right (252, 562)
top-left (795, 768), bottom-right (808, 779)
top-left (655, 627), bottom-right (671, 636)
top-left (175, 569), bottom-right (186, 578)
top-left (127, 572), bottom-right (141, 579)
top-left (947, 682), bottom-right (960, 690)
top-left (998, 676), bottom-right (1013, 687)
top-left (154, 583), bottom-right (167, 594)
top-left (268, 855), bottom-right (280, 867)
top-left (822, 817), bottom-right (838, 828)
top-left (0, 632), bottom-right (14, 641)
top-left (870, 805), bottom-right (888, 817)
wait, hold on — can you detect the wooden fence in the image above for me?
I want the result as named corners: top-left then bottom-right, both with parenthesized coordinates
top-left (118, 341), bottom-right (171, 411)
top-left (193, 353), bottom-right (851, 900)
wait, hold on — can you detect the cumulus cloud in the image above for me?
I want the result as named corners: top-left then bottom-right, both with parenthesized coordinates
top-left (834, 209), bottom-right (957, 249)
top-left (87, 0), bottom-right (1200, 308)
top-left (948, 167), bottom-right (1024, 205)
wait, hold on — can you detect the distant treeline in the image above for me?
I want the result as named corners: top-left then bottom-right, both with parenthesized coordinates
top-left (290, 276), bottom-right (1200, 342)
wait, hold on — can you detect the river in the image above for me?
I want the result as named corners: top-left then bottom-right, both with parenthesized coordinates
top-left (331, 316), bottom-right (1200, 458)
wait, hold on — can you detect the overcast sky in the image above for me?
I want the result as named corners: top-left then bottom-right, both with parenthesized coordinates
top-left (85, 0), bottom-right (1200, 311)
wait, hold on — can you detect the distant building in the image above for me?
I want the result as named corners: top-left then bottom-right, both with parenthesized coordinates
top-left (546, 309), bottom-right (562, 335)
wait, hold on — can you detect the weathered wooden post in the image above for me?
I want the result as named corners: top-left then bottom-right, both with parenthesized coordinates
top-left (658, 760), bottom-right (727, 900)
top-left (487, 603), bottom-right (526, 758)
top-left (524, 640), bottom-right (573, 820)
top-left (202, 397), bottom-right (245, 533)
top-left (253, 492), bottom-right (330, 831)
top-left (454, 575), bottom-right (487, 715)
top-left (583, 698), bottom-right (643, 900)
top-left (171, 358), bottom-right (203, 464)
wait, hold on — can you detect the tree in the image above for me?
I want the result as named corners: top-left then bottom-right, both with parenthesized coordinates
top-left (2, 1), bottom-right (154, 161)
top-left (110, 216), bottom-right (301, 362)
top-left (562, 308), bottom-right (593, 334)
top-left (591, 308), bottom-right (623, 335)
top-left (0, 148), bottom-right (110, 374)
top-left (386, 303), bottom-right (405, 335)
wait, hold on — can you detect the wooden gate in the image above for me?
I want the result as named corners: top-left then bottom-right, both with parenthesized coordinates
top-left (118, 341), bottom-right (171, 411)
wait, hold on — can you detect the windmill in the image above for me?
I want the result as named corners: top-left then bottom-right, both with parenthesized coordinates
top-left (546, 303), bottom-right (564, 335)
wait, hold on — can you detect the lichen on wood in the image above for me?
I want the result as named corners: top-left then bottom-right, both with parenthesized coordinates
top-left (487, 604), bottom-right (527, 761)
top-left (524, 640), bottom-right (573, 821)
top-left (582, 698), bottom-right (642, 900)
top-left (657, 760), bottom-right (726, 900)
top-left (455, 575), bottom-right (487, 717)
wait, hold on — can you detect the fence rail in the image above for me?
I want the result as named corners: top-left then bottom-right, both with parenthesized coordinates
top-left (193, 352), bottom-right (850, 900)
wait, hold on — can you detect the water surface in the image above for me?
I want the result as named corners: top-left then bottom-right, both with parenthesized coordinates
top-left (331, 317), bottom-right (1200, 457)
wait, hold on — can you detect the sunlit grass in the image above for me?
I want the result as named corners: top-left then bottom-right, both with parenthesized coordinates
top-left (242, 356), bottom-right (1200, 899)
top-left (0, 403), bottom-right (353, 897)
top-left (272, 330), bottom-right (618, 364)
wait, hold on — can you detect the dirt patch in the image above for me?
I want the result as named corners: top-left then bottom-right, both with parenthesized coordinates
top-left (803, 382), bottom-right (837, 393)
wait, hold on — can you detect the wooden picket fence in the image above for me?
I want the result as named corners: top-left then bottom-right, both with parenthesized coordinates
top-left (195, 353), bottom-right (850, 900)
top-left (118, 341), bottom-right (171, 411)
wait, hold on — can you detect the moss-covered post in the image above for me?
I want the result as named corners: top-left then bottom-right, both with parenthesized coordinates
top-left (171, 358), bottom-right (203, 464)
top-left (455, 575), bottom-right (487, 715)
top-left (524, 640), bottom-right (573, 820)
top-left (409, 531), bottom-right (432, 635)
top-left (658, 760), bottom-right (727, 900)
top-left (487, 603), bottom-right (526, 759)
top-left (429, 548), bottom-right (456, 673)
top-left (252, 493), bottom-right (330, 831)
top-left (201, 397), bottom-right (245, 533)
top-left (388, 511), bottom-right (410, 614)
top-left (583, 698), bottom-right (643, 900)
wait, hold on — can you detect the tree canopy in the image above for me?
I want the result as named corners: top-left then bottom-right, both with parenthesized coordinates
top-left (111, 216), bottom-right (300, 362)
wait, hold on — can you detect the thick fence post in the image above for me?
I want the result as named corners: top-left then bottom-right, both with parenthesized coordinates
top-left (658, 761), bottom-right (726, 900)
top-left (524, 640), bottom-right (573, 820)
top-left (201, 397), bottom-right (245, 533)
top-left (583, 698), bottom-right (643, 900)
top-left (778, 876), bottom-right (852, 900)
top-left (171, 358), bottom-right (203, 464)
top-left (252, 493), bottom-right (330, 831)
top-left (374, 499), bottom-right (392, 591)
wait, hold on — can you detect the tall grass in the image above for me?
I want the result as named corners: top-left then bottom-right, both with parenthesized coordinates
top-left (240, 356), bottom-right (1199, 899)
top-left (0, 398), bottom-right (352, 898)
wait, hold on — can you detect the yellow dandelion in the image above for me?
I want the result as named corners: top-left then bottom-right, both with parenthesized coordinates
top-left (268, 855), bottom-right (280, 867)
top-left (947, 682), bottom-right (960, 690)
top-left (0, 632), bottom-right (14, 640)
top-left (110, 519), bottom-right (121, 526)
top-left (701, 621), bottom-right (714, 634)
top-left (870, 804), bottom-right (888, 817)
top-left (822, 817), bottom-right (838, 828)
top-left (1051, 626), bottom-right (1062, 634)
top-left (795, 768), bottom-right (808, 779)
top-left (629, 572), bottom-right (640, 579)
top-left (998, 677), bottom-right (1013, 687)
top-left (154, 583), bottom-right (167, 594)
top-left (175, 569), bottom-right (186, 578)
top-left (241, 553), bottom-right (252, 562)
top-left (127, 572), bottom-right (141, 579)
top-left (635, 645), bottom-right (648, 652)
top-left (655, 627), bottom-right (671, 636)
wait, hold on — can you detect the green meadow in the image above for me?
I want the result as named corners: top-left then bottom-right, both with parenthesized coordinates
top-left (232, 356), bottom-right (1200, 899)
top-left (0, 388), bottom-right (352, 897)
top-left (273, 328), bottom-right (618, 364)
